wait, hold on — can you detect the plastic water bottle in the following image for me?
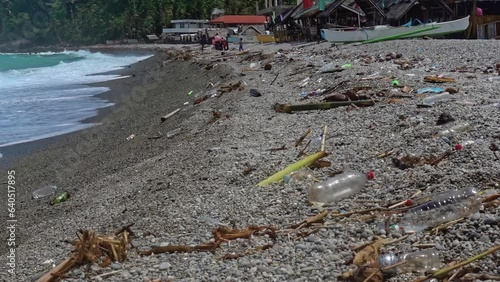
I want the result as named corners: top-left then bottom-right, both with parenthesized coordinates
top-left (307, 171), bottom-right (374, 206)
top-left (284, 169), bottom-right (314, 184)
top-left (435, 122), bottom-right (471, 138)
top-left (396, 187), bottom-right (481, 233)
top-left (32, 185), bottom-right (58, 199)
top-left (378, 249), bottom-right (440, 273)
top-left (310, 133), bottom-right (323, 151)
top-left (421, 92), bottom-right (453, 106)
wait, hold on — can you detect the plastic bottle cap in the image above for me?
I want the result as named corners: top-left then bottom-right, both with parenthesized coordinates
top-left (392, 80), bottom-right (399, 86)
top-left (405, 199), bottom-right (413, 206)
top-left (367, 171), bottom-right (375, 180)
top-left (455, 144), bottom-right (463, 151)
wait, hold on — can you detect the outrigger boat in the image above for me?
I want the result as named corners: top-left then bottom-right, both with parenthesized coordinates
top-left (321, 15), bottom-right (470, 43)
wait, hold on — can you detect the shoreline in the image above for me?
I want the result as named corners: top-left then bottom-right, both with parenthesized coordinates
top-left (0, 48), bottom-right (157, 167)
top-left (1, 40), bottom-right (499, 281)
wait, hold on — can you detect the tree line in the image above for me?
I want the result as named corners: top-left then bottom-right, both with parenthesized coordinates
top-left (0, 0), bottom-right (267, 47)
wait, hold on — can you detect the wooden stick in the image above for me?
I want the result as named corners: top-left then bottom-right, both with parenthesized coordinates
top-left (160, 108), bottom-right (180, 122)
top-left (331, 207), bottom-right (389, 218)
top-left (362, 269), bottom-right (380, 282)
top-left (91, 270), bottom-right (122, 280)
top-left (275, 100), bottom-right (376, 114)
top-left (321, 125), bottom-right (327, 152)
top-left (295, 128), bottom-right (311, 147)
top-left (412, 245), bottom-right (500, 282)
top-left (388, 190), bottom-right (422, 209)
top-left (432, 217), bottom-right (464, 235)
top-left (270, 72), bottom-right (280, 85)
top-left (36, 257), bottom-right (75, 282)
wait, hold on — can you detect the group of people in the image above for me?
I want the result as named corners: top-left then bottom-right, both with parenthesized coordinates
top-left (200, 32), bottom-right (244, 52)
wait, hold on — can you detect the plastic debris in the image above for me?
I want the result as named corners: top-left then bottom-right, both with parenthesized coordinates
top-left (420, 92), bottom-right (454, 107)
top-left (378, 249), bottom-right (440, 274)
top-left (417, 87), bottom-right (444, 94)
top-left (396, 187), bottom-right (481, 233)
top-left (50, 192), bottom-right (70, 205)
top-left (435, 122), bottom-right (471, 138)
top-left (32, 185), bottom-right (58, 199)
top-left (166, 128), bottom-right (181, 138)
top-left (187, 91), bottom-right (193, 96)
top-left (307, 171), bottom-right (374, 207)
top-left (298, 77), bottom-right (310, 87)
top-left (126, 134), bottom-right (135, 141)
top-left (283, 169), bottom-right (314, 184)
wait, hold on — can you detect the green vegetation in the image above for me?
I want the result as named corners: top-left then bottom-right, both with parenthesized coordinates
top-left (0, 0), bottom-right (273, 47)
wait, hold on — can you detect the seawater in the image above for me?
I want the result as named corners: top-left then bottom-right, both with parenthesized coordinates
top-left (0, 50), bottom-right (152, 147)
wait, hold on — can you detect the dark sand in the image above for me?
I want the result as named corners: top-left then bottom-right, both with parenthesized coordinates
top-left (0, 47), bottom-right (234, 271)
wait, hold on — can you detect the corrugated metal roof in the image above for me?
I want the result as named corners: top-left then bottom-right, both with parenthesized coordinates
top-left (209, 15), bottom-right (268, 25)
top-left (385, 0), bottom-right (419, 20)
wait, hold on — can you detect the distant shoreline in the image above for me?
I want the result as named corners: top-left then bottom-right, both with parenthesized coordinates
top-left (0, 47), bottom-right (157, 167)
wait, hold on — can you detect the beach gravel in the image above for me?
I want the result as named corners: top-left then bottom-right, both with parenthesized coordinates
top-left (0, 39), bottom-right (499, 281)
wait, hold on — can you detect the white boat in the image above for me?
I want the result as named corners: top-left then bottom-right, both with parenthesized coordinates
top-left (321, 16), bottom-right (470, 43)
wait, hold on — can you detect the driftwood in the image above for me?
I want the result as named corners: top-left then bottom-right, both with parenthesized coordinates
top-left (274, 100), bottom-right (375, 114)
top-left (424, 76), bottom-right (456, 83)
top-left (160, 108), bottom-right (180, 122)
top-left (36, 226), bottom-right (133, 282)
top-left (138, 226), bottom-right (277, 257)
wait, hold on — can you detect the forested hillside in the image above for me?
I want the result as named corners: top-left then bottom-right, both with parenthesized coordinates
top-left (0, 0), bottom-right (264, 47)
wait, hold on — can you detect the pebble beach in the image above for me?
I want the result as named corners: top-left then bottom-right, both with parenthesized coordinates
top-left (1, 39), bottom-right (499, 282)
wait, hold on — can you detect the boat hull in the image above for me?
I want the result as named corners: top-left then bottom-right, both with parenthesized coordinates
top-left (321, 16), bottom-right (470, 43)
top-left (256, 34), bottom-right (276, 43)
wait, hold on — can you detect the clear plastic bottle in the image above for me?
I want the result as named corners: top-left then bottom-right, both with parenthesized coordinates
top-left (378, 249), bottom-right (440, 273)
top-left (488, 76), bottom-right (500, 82)
top-left (421, 92), bottom-right (453, 106)
top-left (398, 187), bottom-right (481, 233)
top-left (32, 185), bottom-right (58, 199)
top-left (284, 169), bottom-right (314, 184)
top-left (307, 171), bottom-right (374, 206)
top-left (435, 122), bottom-right (471, 138)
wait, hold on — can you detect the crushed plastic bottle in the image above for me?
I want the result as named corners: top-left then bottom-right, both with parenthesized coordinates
top-left (310, 132), bottom-right (324, 151)
top-left (435, 122), bottom-right (471, 138)
top-left (420, 92), bottom-right (453, 106)
top-left (378, 249), bottom-right (440, 274)
top-left (396, 187), bottom-right (481, 233)
top-left (284, 169), bottom-right (314, 184)
top-left (455, 139), bottom-right (483, 151)
top-left (32, 185), bottom-right (58, 199)
top-left (417, 87), bottom-right (444, 94)
top-left (487, 76), bottom-right (500, 82)
top-left (307, 171), bottom-right (374, 207)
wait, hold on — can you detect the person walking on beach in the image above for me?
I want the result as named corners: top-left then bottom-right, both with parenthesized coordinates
top-left (239, 38), bottom-right (244, 52)
top-left (200, 33), bottom-right (207, 52)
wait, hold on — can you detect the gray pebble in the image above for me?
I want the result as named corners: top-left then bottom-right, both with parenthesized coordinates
top-left (111, 263), bottom-right (122, 270)
top-left (484, 217), bottom-right (498, 225)
top-left (479, 235), bottom-right (490, 243)
top-left (159, 262), bottom-right (171, 270)
top-left (452, 239), bottom-right (460, 247)
top-left (296, 244), bottom-right (308, 250)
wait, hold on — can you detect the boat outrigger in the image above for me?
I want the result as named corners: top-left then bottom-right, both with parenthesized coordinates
top-left (321, 16), bottom-right (470, 43)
